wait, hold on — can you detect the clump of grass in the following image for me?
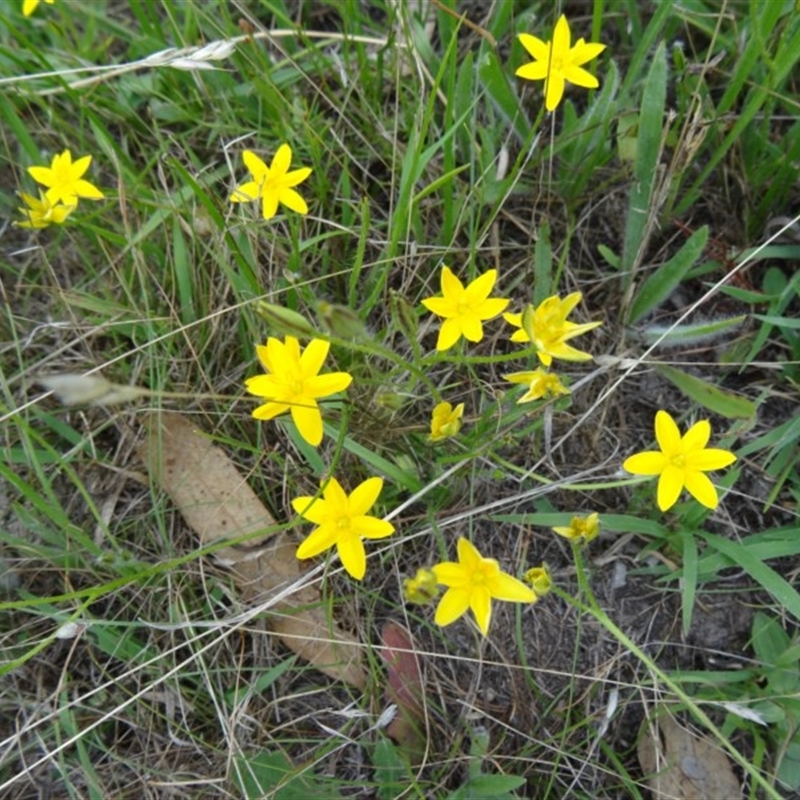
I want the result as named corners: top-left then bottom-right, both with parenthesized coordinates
top-left (2, 1), bottom-right (800, 797)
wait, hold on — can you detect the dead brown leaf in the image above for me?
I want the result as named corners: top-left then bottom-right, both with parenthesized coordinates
top-left (637, 709), bottom-right (741, 800)
top-left (380, 621), bottom-right (426, 762)
top-left (138, 412), bottom-right (366, 689)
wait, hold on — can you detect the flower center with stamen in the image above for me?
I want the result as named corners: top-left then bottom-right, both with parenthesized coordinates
top-left (472, 564), bottom-right (493, 587)
top-left (291, 380), bottom-right (304, 396)
top-left (456, 298), bottom-right (471, 315)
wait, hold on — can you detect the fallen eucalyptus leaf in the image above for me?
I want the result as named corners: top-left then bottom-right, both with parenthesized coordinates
top-left (139, 412), bottom-right (366, 689)
top-left (637, 710), bottom-right (741, 800)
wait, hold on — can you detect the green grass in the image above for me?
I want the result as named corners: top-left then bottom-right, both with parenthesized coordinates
top-left (2, 0), bottom-right (800, 797)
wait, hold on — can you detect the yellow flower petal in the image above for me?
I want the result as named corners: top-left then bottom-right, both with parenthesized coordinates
top-left (683, 470), bottom-right (719, 509)
top-left (436, 318), bottom-right (462, 351)
top-left (460, 315), bottom-right (483, 342)
top-left (421, 296), bottom-right (454, 317)
top-left (655, 410), bottom-right (682, 456)
top-left (687, 448), bottom-right (737, 471)
top-left (435, 587), bottom-right (471, 627)
top-left (278, 187), bottom-right (309, 215)
top-left (623, 451), bottom-right (667, 475)
top-left (517, 32), bottom-right (549, 62)
top-left (296, 525), bottom-right (338, 560)
top-left (291, 495), bottom-right (326, 523)
top-left (321, 477), bottom-right (348, 510)
top-left (337, 535), bottom-right (367, 580)
top-left (267, 143), bottom-right (288, 172)
top-left (440, 265), bottom-right (463, 297)
top-left (261, 193), bottom-right (280, 220)
top-left (242, 150), bottom-right (268, 180)
top-left (252, 401), bottom-right (289, 420)
top-left (464, 268), bottom-right (497, 303)
top-left (545, 72), bottom-right (566, 112)
top-left (432, 562), bottom-right (466, 587)
top-left (291, 402), bottom-right (323, 446)
top-left (348, 477), bottom-right (384, 516)
top-left (469, 586), bottom-right (492, 636)
top-left (284, 167), bottom-right (313, 188)
top-left (561, 64), bottom-right (600, 89)
top-left (299, 338), bottom-right (330, 377)
top-left (657, 464), bottom-right (685, 511)
top-left (682, 419), bottom-right (711, 451)
top-left (230, 180), bottom-right (260, 202)
top-left (488, 572), bottom-right (537, 603)
top-left (354, 517), bottom-right (395, 539)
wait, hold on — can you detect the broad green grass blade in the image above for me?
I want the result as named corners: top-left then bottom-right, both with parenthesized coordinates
top-left (621, 41), bottom-right (667, 283)
top-left (478, 49), bottom-right (530, 143)
top-left (655, 364), bottom-right (757, 419)
top-left (628, 225), bottom-right (708, 324)
top-left (636, 314), bottom-right (746, 347)
top-left (699, 532), bottom-right (800, 623)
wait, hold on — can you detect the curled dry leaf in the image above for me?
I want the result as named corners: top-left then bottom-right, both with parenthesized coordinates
top-left (138, 412), bottom-right (366, 689)
top-left (39, 373), bottom-right (149, 406)
top-left (637, 710), bottom-right (741, 800)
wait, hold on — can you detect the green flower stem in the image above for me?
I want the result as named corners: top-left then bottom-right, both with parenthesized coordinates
top-left (560, 546), bottom-right (781, 800)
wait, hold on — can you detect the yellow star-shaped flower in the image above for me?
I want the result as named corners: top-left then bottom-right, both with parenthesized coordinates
top-left (503, 367), bottom-right (569, 403)
top-left (403, 567), bottom-right (439, 605)
top-left (230, 144), bottom-right (312, 220)
top-left (523, 564), bottom-right (553, 597)
top-left (623, 410), bottom-right (737, 511)
top-left (27, 149), bottom-right (104, 206)
top-left (293, 476), bottom-right (395, 580)
top-left (432, 538), bottom-right (536, 636)
top-left (245, 336), bottom-right (352, 447)
top-left (552, 512), bottom-right (601, 545)
top-left (516, 14), bottom-right (606, 112)
top-left (421, 266), bottom-right (510, 351)
top-left (429, 400), bottom-right (465, 442)
top-left (504, 292), bottom-right (602, 367)
top-left (14, 191), bottom-right (74, 229)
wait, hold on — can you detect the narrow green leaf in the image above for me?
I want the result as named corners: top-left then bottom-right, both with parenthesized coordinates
top-left (637, 314), bottom-right (746, 346)
top-left (171, 216), bottom-right (195, 324)
top-left (694, 525), bottom-right (800, 580)
top-left (628, 226), bottom-right (708, 324)
top-left (621, 41), bottom-right (667, 277)
top-left (655, 364), bottom-right (757, 419)
top-left (699, 532), bottom-right (800, 623)
top-left (754, 314), bottom-right (800, 330)
top-left (478, 49), bottom-right (529, 143)
top-left (751, 612), bottom-right (799, 695)
top-left (680, 531), bottom-right (698, 636)
top-left (335, 430), bottom-right (423, 494)
top-left (225, 656), bottom-right (297, 708)
top-left (533, 224), bottom-right (552, 305)
top-left (412, 163), bottom-right (471, 204)
top-left (598, 244), bottom-right (621, 269)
